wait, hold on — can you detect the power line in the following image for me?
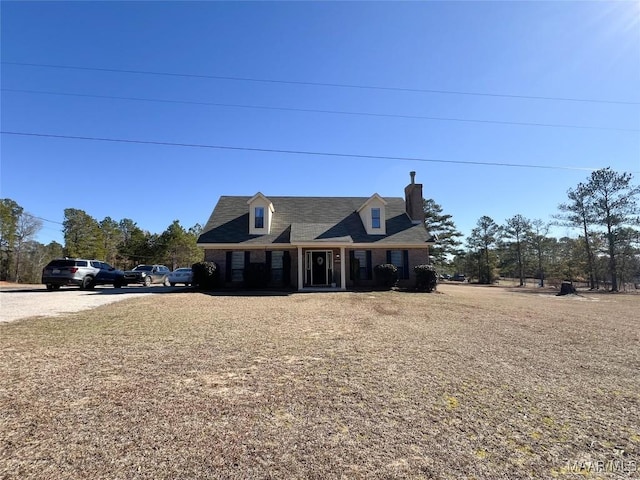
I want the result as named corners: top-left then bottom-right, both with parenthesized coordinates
top-left (33, 216), bottom-right (64, 225)
top-left (1, 130), bottom-right (602, 172)
top-left (4, 61), bottom-right (639, 106)
top-left (4, 88), bottom-right (637, 133)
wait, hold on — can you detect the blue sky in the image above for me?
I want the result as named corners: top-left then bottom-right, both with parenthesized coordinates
top-left (1, 1), bottom-right (639, 246)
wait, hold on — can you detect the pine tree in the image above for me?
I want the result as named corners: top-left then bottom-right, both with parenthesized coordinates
top-left (584, 168), bottom-right (640, 292)
top-left (422, 199), bottom-right (463, 266)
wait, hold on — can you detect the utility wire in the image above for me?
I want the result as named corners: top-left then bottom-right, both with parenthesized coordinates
top-left (1, 131), bottom-right (601, 172)
top-left (4, 88), bottom-right (637, 133)
top-left (4, 61), bottom-right (639, 106)
top-left (33, 216), bottom-right (64, 225)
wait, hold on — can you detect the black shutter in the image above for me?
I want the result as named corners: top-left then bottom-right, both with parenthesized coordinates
top-left (386, 250), bottom-right (391, 264)
top-left (266, 251), bottom-right (272, 279)
top-left (349, 251), bottom-right (355, 280)
top-left (243, 251), bottom-right (251, 283)
top-left (225, 251), bottom-right (232, 282)
top-left (366, 250), bottom-right (373, 280)
top-left (403, 250), bottom-right (410, 279)
top-left (282, 251), bottom-right (291, 286)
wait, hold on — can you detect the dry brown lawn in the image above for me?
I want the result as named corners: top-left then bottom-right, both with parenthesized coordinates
top-left (1, 284), bottom-right (639, 479)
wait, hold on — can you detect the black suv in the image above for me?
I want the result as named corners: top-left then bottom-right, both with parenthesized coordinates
top-left (42, 258), bottom-right (125, 291)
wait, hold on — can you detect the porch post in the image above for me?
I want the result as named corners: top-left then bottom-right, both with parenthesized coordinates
top-left (297, 247), bottom-right (304, 291)
top-left (340, 246), bottom-right (346, 290)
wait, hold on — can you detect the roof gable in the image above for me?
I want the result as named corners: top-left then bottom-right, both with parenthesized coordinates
top-left (356, 193), bottom-right (387, 212)
top-left (247, 192), bottom-right (275, 212)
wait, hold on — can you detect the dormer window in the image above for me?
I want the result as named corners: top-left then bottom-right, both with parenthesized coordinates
top-left (371, 208), bottom-right (381, 229)
top-left (357, 194), bottom-right (387, 235)
top-left (247, 192), bottom-right (275, 235)
top-left (255, 207), bottom-right (265, 229)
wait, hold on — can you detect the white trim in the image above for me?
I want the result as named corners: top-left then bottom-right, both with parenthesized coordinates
top-left (304, 249), bottom-right (333, 287)
top-left (198, 242), bottom-right (435, 249)
top-left (198, 244), bottom-right (296, 249)
top-left (356, 193), bottom-right (388, 212)
top-left (295, 248), bottom-right (348, 290)
top-left (246, 192), bottom-right (275, 211)
top-left (291, 242), bottom-right (432, 248)
top-left (297, 248), bottom-right (304, 291)
top-left (340, 246), bottom-right (346, 291)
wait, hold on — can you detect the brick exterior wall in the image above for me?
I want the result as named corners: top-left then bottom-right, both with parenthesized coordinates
top-left (204, 247), bottom-right (429, 290)
top-left (346, 247), bottom-right (430, 288)
top-left (204, 248), bottom-right (297, 289)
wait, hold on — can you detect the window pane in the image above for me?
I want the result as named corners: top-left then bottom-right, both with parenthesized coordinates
top-left (255, 207), bottom-right (264, 228)
top-left (353, 250), bottom-right (368, 280)
top-left (231, 252), bottom-right (244, 268)
top-left (271, 269), bottom-right (283, 282)
top-left (271, 251), bottom-right (284, 282)
top-left (231, 251), bottom-right (244, 282)
top-left (271, 251), bottom-right (283, 269)
top-left (371, 208), bottom-right (381, 228)
top-left (390, 250), bottom-right (404, 278)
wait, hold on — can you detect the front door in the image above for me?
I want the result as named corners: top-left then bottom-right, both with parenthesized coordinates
top-left (312, 252), bottom-right (327, 285)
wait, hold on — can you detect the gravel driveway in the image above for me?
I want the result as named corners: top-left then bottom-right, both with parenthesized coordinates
top-left (0, 285), bottom-right (161, 323)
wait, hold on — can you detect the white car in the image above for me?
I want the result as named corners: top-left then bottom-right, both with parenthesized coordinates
top-left (168, 267), bottom-right (193, 286)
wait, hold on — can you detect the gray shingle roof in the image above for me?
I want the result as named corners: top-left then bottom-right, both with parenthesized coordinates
top-left (197, 196), bottom-right (430, 246)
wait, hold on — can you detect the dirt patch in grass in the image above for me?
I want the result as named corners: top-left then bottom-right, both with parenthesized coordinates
top-left (1, 285), bottom-right (638, 479)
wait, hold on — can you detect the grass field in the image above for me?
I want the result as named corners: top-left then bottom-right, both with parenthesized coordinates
top-left (1, 284), bottom-right (638, 479)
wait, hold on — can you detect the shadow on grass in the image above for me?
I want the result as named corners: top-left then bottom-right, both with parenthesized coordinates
top-left (0, 285), bottom-right (194, 295)
top-left (502, 285), bottom-right (640, 296)
top-left (193, 288), bottom-right (295, 297)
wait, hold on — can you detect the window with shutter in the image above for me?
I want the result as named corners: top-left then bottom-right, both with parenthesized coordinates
top-left (270, 251), bottom-right (284, 282)
top-left (231, 251), bottom-right (245, 282)
top-left (389, 250), bottom-right (408, 279)
top-left (354, 250), bottom-right (368, 280)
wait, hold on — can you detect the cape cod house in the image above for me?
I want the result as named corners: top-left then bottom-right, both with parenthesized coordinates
top-left (197, 172), bottom-right (436, 290)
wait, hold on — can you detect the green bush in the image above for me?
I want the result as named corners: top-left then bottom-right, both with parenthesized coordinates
top-left (414, 264), bottom-right (438, 292)
top-left (192, 261), bottom-right (218, 290)
top-left (374, 263), bottom-right (398, 289)
top-left (244, 263), bottom-right (269, 289)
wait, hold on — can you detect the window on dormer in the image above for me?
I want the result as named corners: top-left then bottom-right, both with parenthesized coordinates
top-left (255, 207), bottom-right (265, 229)
top-left (371, 208), bottom-right (381, 229)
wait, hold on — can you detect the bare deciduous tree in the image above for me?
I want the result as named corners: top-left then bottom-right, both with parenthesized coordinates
top-left (14, 213), bottom-right (43, 282)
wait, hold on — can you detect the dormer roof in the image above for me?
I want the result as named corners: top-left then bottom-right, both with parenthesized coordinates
top-left (247, 192), bottom-right (275, 212)
top-left (356, 193), bottom-right (388, 213)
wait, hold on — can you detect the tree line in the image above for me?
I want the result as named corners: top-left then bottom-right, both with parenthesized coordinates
top-left (2, 167), bottom-right (638, 289)
top-left (0, 202), bottom-right (204, 284)
top-left (426, 168), bottom-right (640, 292)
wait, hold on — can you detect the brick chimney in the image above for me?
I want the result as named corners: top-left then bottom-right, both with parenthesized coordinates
top-left (404, 171), bottom-right (424, 225)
